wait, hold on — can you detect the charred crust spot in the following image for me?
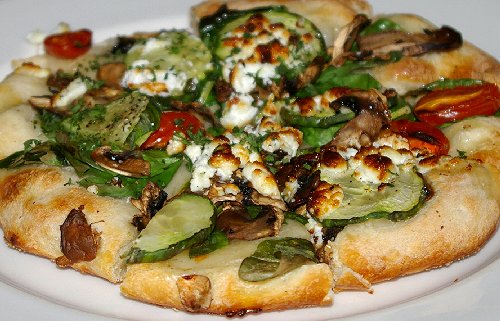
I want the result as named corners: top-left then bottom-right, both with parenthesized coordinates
top-left (225, 308), bottom-right (263, 318)
top-left (5, 232), bottom-right (21, 247)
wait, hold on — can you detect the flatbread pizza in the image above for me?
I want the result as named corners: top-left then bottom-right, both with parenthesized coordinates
top-left (0, 0), bottom-right (499, 316)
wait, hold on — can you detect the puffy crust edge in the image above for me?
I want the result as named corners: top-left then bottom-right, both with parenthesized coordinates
top-left (121, 262), bottom-right (333, 314)
top-left (0, 166), bottom-right (139, 283)
top-left (328, 159), bottom-right (500, 290)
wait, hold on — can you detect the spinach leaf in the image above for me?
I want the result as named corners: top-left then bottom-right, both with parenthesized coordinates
top-left (238, 237), bottom-right (317, 282)
top-left (284, 211), bottom-right (309, 225)
top-left (296, 52), bottom-right (401, 98)
top-left (300, 125), bottom-right (342, 147)
top-left (189, 229), bottom-right (229, 257)
top-left (0, 140), bottom-right (66, 169)
top-left (297, 65), bottom-right (381, 98)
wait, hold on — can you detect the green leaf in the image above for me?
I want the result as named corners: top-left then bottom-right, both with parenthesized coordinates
top-left (321, 183), bottom-right (431, 227)
top-left (62, 92), bottom-right (149, 148)
top-left (189, 229), bottom-right (229, 257)
top-left (423, 78), bottom-right (483, 91)
top-left (246, 205), bottom-right (263, 219)
top-left (239, 237), bottom-right (317, 282)
top-left (297, 66), bottom-right (381, 98)
top-left (284, 211), bottom-right (309, 225)
top-left (0, 141), bottom-right (66, 169)
top-left (360, 18), bottom-right (402, 36)
top-left (280, 105), bottom-right (355, 128)
top-left (300, 125), bottom-right (342, 147)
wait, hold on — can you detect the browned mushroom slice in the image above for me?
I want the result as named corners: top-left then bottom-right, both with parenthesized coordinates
top-left (216, 202), bottom-right (283, 241)
top-left (356, 26), bottom-right (462, 58)
top-left (130, 181), bottom-right (168, 231)
top-left (91, 146), bottom-right (151, 178)
top-left (328, 89), bottom-right (390, 150)
top-left (97, 62), bottom-right (126, 89)
top-left (295, 56), bottom-right (328, 90)
top-left (83, 86), bottom-right (123, 107)
top-left (329, 14), bottom-right (370, 66)
top-left (169, 99), bottom-right (219, 128)
top-left (28, 95), bottom-right (53, 109)
top-left (56, 205), bottom-right (100, 267)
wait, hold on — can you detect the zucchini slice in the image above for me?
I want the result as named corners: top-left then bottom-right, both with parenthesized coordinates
top-left (320, 165), bottom-right (425, 221)
top-left (200, 6), bottom-right (326, 83)
top-left (126, 194), bottom-right (215, 263)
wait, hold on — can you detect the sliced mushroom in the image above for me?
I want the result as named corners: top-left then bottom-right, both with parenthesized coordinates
top-left (91, 146), bottom-right (151, 178)
top-left (295, 56), bottom-right (328, 90)
top-left (28, 95), bottom-right (53, 109)
top-left (216, 202), bottom-right (283, 241)
top-left (176, 275), bottom-right (212, 312)
top-left (328, 89), bottom-right (390, 150)
top-left (356, 26), bottom-right (462, 59)
top-left (207, 182), bottom-right (243, 204)
top-left (97, 62), bottom-right (126, 89)
top-left (328, 14), bottom-right (370, 66)
top-left (247, 189), bottom-right (287, 211)
top-left (56, 205), bottom-right (100, 267)
top-left (83, 86), bottom-right (123, 107)
top-left (130, 182), bottom-right (168, 231)
top-left (169, 99), bottom-right (219, 128)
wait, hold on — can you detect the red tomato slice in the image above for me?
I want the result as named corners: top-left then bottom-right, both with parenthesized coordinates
top-left (141, 111), bottom-right (203, 150)
top-left (44, 29), bottom-right (92, 59)
top-left (391, 119), bottom-right (450, 155)
top-left (414, 83), bottom-right (500, 126)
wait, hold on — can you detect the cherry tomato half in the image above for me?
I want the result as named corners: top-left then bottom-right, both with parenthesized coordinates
top-left (44, 29), bottom-right (92, 59)
top-left (141, 111), bottom-right (203, 150)
top-left (391, 119), bottom-right (450, 155)
top-left (414, 83), bottom-right (500, 126)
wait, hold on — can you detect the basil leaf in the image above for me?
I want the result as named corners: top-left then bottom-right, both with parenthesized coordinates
top-left (189, 229), bottom-right (229, 257)
top-left (239, 237), bottom-right (317, 282)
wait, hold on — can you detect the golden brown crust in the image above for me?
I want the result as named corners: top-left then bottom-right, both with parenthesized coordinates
top-left (191, 0), bottom-right (372, 46)
top-left (0, 166), bottom-right (139, 282)
top-left (122, 263), bottom-right (332, 314)
top-left (367, 14), bottom-right (500, 93)
top-left (122, 259), bottom-right (332, 314)
top-left (329, 159), bottom-right (500, 290)
top-left (121, 221), bottom-right (333, 314)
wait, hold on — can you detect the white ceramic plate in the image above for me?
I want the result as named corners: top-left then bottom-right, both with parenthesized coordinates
top-left (0, 0), bottom-right (498, 320)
